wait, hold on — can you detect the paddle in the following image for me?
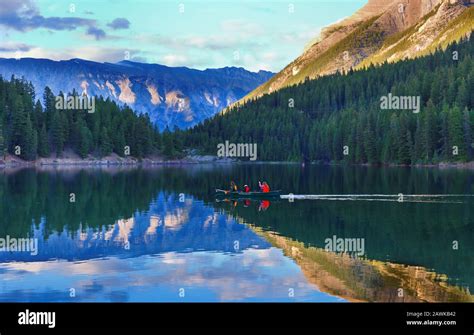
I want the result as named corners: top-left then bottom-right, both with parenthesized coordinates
top-left (215, 188), bottom-right (230, 194)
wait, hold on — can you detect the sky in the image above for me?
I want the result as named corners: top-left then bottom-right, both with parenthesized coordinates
top-left (0, 0), bottom-right (365, 72)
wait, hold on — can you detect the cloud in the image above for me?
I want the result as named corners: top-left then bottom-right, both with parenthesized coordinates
top-left (107, 18), bottom-right (130, 30)
top-left (185, 36), bottom-right (253, 51)
top-left (0, 0), bottom-right (96, 32)
top-left (0, 42), bottom-right (32, 52)
top-left (0, 0), bottom-right (111, 42)
top-left (0, 1), bottom-right (323, 73)
top-left (161, 54), bottom-right (189, 67)
top-left (0, 46), bottom-right (141, 64)
top-left (16, 16), bottom-right (95, 31)
top-left (158, 52), bottom-right (209, 69)
top-left (86, 26), bottom-right (106, 40)
top-left (140, 33), bottom-right (263, 53)
top-left (132, 32), bottom-right (285, 71)
top-left (128, 56), bottom-right (148, 63)
top-left (0, 0), bottom-right (35, 16)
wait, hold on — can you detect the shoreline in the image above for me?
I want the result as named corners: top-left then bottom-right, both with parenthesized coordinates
top-left (1, 155), bottom-right (474, 170)
top-left (0, 153), bottom-right (237, 169)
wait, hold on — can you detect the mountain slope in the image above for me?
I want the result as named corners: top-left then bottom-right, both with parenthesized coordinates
top-left (0, 58), bottom-right (273, 130)
top-left (241, 0), bottom-right (473, 103)
top-left (180, 37), bottom-right (474, 164)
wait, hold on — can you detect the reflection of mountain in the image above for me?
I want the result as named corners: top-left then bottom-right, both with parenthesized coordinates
top-left (219, 197), bottom-right (474, 290)
top-left (0, 192), bottom-right (269, 262)
top-left (249, 226), bottom-right (473, 302)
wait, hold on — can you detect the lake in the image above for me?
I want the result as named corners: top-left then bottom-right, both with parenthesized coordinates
top-left (0, 164), bottom-right (473, 302)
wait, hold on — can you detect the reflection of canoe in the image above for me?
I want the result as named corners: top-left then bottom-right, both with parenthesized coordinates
top-left (215, 189), bottom-right (281, 199)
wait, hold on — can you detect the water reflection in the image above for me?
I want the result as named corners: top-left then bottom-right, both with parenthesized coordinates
top-left (215, 198), bottom-right (274, 212)
top-left (0, 169), bottom-right (339, 301)
top-left (0, 193), bottom-right (270, 262)
top-left (1, 249), bottom-right (339, 302)
top-left (250, 227), bottom-right (473, 302)
top-left (0, 165), bottom-right (473, 302)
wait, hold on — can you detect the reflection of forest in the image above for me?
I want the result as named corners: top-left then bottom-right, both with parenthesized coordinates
top-left (247, 224), bottom-right (474, 302)
top-left (0, 168), bottom-right (164, 238)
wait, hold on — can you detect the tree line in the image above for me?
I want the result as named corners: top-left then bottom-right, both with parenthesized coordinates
top-left (177, 37), bottom-right (474, 164)
top-left (1, 36), bottom-right (472, 164)
top-left (0, 79), bottom-right (180, 161)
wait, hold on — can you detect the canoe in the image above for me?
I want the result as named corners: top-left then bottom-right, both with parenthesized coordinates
top-left (215, 189), bottom-right (281, 199)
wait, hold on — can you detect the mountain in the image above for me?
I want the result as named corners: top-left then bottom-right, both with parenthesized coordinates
top-left (180, 36), bottom-right (474, 164)
top-left (241, 0), bottom-right (474, 102)
top-left (0, 58), bottom-right (273, 129)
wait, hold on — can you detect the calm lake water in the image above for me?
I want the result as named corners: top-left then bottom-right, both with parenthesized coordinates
top-left (0, 164), bottom-right (473, 302)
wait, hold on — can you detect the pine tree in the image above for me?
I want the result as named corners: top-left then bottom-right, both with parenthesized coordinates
top-left (397, 114), bottom-right (413, 165)
top-left (23, 114), bottom-right (37, 160)
top-left (439, 109), bottom-right (450, 161)
top-left (99, 126), bottom-right (112, 157)
top-left (448, 106), bottom-right (466, 161)
top-left (78, 125), bottom-right (92, 159)
top-left (114, 126), bottom-right (126, 157)
top-left (332, 126), bottom-right (343, 161)
top-left (33, 100), bottom-right (43, 129)
top-left (463, 107), bottom-right (473, 160)
top-left (422, 101), bottom-right (438, 160)
top-left (412, 118), bottom-right (423, 163)
top-left (162, 128), bottom-right (174, 158)
top-left (457, 81), bottom-right (469, 109)
top-left (355, 119), bottom-right (366, 163)
top-left (51, 110), bottom-right (65, 156)
top-left (11, 96), bottom-right (27, 155)
top-left (38, 123), bottom-right (50, 157)
top-left (0, 124), bottom-right (5, 160)
top-left (43, 86), bottom-right (56, 113)
top-left (364, 118), bottom-right (376, 163)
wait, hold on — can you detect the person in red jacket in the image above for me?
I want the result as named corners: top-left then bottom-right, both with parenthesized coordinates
top-left (243, 184), bottom-right (250, 193)
top-left (259, 181), bottom-right (270, 193)
top-left (264, 182), bottom-right (270, 192)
